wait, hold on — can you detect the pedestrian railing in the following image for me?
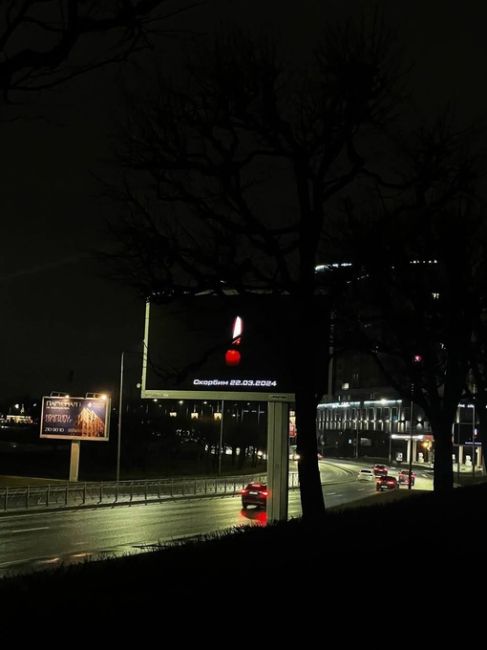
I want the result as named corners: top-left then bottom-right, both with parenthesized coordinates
top-left (0, 470), bottom-right (306, 514)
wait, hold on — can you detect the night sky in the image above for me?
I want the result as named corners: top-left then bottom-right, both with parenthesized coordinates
top-left (1, 0), bottom-right (486, 400)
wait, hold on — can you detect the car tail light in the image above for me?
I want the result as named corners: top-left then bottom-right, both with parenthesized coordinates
top-left (260, 490), bottom-right (268, 497)
top-left (241, 489), bottom-right (248, 495)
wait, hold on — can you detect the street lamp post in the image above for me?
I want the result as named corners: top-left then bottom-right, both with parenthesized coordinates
top-left (218, 399), bottom-right (224, 475)
top-left (388, 415), bottom-right (393, 465)
top-left (408, 355), bottom-right (423, 490)
top-left (408, 395), bottom-right (414, 490)
top-left (472, 403), bottom-right (476, 479)
top-left (455, 405), bottom-right (461, 482)
top-left (116, 351), bottom-right (124, 482)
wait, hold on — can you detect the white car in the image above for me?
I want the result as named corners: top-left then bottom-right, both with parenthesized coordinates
top-left (357, 468), bottom-right (375, 481)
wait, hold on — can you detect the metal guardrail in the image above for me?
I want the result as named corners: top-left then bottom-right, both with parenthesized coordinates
top-left (0, 471), bottom-right (303, 514)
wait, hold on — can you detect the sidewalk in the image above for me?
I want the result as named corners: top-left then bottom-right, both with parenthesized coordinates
top-left (0, 475), bottom-right (65, 487)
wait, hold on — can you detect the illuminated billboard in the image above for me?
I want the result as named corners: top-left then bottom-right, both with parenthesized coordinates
top-left (40, 396), bottom-right (110, 441)
top-left (141, 295), bottom-right (328, 401)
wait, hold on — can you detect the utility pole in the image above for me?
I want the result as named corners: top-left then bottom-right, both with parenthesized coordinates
top-left (408, 392), bottom-right (414, 490)
top-left (116, 351), bottom-right (124, 482)
top-left (409, 354), bottom-right (423, 490)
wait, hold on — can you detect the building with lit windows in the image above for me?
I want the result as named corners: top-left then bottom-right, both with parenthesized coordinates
top-left (317, 389), bottom-right (433, 465)
top-left (317, 351), bottom-right (483, 471)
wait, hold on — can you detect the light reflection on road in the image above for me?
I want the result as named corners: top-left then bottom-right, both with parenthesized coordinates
top-left (0, 459), bottom-right (433, 578)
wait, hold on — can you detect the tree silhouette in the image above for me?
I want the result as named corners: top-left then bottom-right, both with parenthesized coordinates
top-left (0, 0), bottom-right (198, 106)
top-left (106, 14), bottom-right (405, 518)
top-left (340, 114), bottom-right (485, 491)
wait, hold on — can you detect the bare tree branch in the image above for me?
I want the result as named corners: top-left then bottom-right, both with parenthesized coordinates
top-left (0, 0), bottom-right (202, 101)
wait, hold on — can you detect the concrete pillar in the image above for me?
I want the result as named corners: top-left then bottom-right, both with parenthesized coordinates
top-left (69, 441), bottom-right (81, 481)
top-left (475, 445), bottom-right (482, 469)
top-left (267, 401), bottom-right (289, 523)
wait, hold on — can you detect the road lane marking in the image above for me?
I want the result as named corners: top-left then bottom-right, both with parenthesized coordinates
top-left (9, 527), bottom-right (49, 534)
top-left (0, 559), bottom-right (27, 567)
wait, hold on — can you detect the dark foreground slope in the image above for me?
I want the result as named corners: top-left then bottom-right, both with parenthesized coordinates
top-left (1, 485), bottom-right (486, 624)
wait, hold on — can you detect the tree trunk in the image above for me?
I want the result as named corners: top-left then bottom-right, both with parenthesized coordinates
top-left (294, 161), bottom-right (328, 518)
top-left (431, 417), bottom-right (454, 492)
top-left (296, 386), bottom-right (326, 519)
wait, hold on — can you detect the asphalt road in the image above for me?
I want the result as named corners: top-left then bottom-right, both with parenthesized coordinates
top-left (0, 460), bottom-right (433, 578)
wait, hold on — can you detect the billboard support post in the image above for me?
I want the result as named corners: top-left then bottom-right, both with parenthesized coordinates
top-left (69, 441), bottom-right (80, 481)
top-left (267, 401), bottom-right (289, 523)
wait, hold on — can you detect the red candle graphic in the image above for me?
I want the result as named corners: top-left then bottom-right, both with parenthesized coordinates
top-left (225, 316), bottom-right (243, 366)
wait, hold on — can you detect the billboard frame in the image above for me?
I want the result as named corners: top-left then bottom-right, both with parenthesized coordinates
top-left (40, 394), bottom-right (111, 442)
top-left (140, 301), bottom-right (293, 522)
top-left (140, 300), bottom-right (295, 403)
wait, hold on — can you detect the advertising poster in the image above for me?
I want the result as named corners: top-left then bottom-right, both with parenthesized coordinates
top-left (40, 396), bottom-right (110, 441)
top-left (143, 295), bottom-right (329, 399)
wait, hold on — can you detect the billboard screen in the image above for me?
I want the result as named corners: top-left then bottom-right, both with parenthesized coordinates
top-left (142, 295), bottom-right (327, 401)
top-left (40, 396), bottom-right (110, 441)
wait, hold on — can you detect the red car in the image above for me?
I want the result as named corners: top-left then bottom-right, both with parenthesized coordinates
top-left (376, 475), bottom-right (398, 491)
top-left (373, 464), bottom-right (388, 477)
top-left (398, 469), bottom-right (416, 486)
top-left (241, 482), bottom-right (268, 509)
